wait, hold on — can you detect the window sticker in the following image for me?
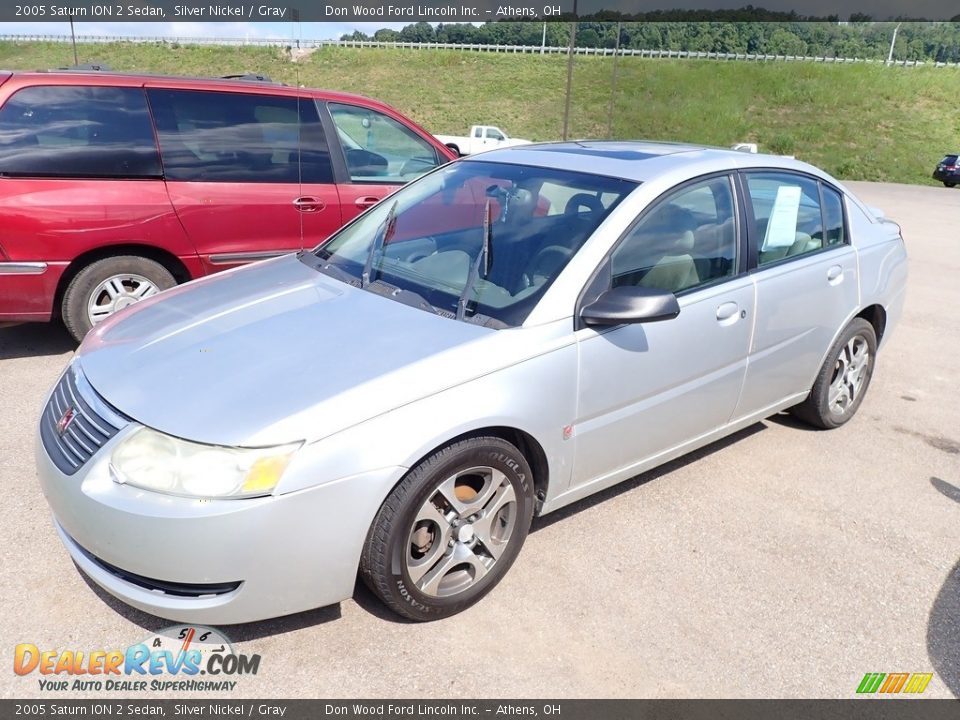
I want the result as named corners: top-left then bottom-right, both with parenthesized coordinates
top-left (763, 185), bottom-right (802, 249)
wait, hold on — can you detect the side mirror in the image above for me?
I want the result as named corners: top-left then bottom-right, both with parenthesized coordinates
top-left (580, 285), bottom-right (680, 326)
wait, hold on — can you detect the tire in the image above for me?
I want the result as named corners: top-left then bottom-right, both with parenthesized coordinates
top-left (62, 256), bottom-right (176, 343)
top-left (360, 437), bottom-right (535, 621)
top-left (790, 318), bottom-right (877, 430)
top-left (945, 182), bottom-right (957, 188)
top-left (446, 144), bottom-right (461, 157)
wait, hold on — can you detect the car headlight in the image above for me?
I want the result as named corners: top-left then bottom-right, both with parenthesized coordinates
top-left (110, 427), bottom-right (301, 499)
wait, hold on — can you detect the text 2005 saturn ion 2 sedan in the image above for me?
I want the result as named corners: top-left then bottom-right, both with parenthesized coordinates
top-left (36, 142), bottom-right (907, 623)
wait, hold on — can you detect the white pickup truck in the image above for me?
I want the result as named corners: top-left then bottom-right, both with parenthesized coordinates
top-left (434, 125), bottom-right (532, 156)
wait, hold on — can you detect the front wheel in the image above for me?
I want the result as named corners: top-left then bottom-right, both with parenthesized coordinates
top-left (62, 256), bottom-right (176, 342)
top-left (360, 437), bottom-right (535, 621)
top-left (790, 318), bottom-right (877, 429)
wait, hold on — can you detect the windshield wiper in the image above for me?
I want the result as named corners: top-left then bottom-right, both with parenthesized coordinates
top-left (456, 198), bottom-right (493, 321)
top-left (361, 200), bottom-right (398, 288)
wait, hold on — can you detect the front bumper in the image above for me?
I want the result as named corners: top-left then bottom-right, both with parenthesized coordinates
top-left (36, 423), bottom-right (402, 624)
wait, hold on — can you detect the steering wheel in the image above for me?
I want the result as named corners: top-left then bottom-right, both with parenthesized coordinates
top-left (564, 193), bottom-right (604, 217)
top-left (523, 244), bottom-right (574, 287)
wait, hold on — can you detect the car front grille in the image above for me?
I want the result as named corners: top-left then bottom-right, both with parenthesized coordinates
top-left (40, 365), bottom-right (127, 475)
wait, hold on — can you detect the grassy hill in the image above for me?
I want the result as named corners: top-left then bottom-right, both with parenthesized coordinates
top-left (0, 40), bottom-right (957, 185)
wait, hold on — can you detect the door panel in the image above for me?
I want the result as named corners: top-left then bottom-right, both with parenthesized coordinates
top-left (573, 278), bottom-right (755, 487)
top-left (146, 87), bottom-right (342, 269)
top-left (733, 245), bottom-right (858, 419)
top-left (162, 182), bottom-right (340, 269)
top-left (733, 170), bottom-right (860, 419)
top-left (570, 173), bottom-right (752, 489)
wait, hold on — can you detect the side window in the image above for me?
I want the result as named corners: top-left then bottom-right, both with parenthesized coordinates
top-left (147, 89), bottom-right (332, 183)
top-left (328, 103), bottom-right (439, 183)
top-left (487, 128), bottom-right (505, 141)
top-left (473, 127), bottom-right (483, 138)
top-left (745, 172), bottom-right (824, 265)
top-left (610, 176), bottom-right (738, 293)
top-left (822, 185), bottom-right (846, 247)
top-left (0, 85), bottom-right (160, 179)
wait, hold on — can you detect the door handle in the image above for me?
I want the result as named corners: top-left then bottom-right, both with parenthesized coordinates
top-left (716, 301), bottom-right (740, 323)
top-left (354, 196), bottom-right (381, 210)
top-left (293, 196), bottom-right (324, 213)
top-left (827, 265), bottom-right (843, 284)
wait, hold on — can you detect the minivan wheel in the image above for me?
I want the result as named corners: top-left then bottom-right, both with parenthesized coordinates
top-left (62, 256), bottom-right (176, 342)
top-left (360, 437), bottom-right (535, 621)
top-left (945, 182), bottom-right (957, 188)
top-left (790, 318), bottom-right (877, 430)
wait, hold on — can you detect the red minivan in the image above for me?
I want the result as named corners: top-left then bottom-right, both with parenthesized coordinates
top-left (0, 70), bottom-right (456, 340)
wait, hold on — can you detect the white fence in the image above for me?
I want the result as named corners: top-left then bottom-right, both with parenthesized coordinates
top-left (1, 34), bottom-right (958, 68)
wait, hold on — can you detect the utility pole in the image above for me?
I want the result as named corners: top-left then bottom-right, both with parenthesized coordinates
top-left (606, 21), bottom-right (622, 139)
top-left (68, 16), bottom-right (78, 66)
top-left (561, 0), bottom-right (577, 141)
top-left (886, 22), bottom-right (902, 65)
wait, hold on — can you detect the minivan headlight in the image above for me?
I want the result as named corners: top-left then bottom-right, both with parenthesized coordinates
top-left (110, 427), bottom-right (301, 499)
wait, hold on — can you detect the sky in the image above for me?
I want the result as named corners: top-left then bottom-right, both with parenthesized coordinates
top-left (0, 22), bottom-right (411, 41)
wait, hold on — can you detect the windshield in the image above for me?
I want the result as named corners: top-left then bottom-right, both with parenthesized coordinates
top-left (304, 160), bottom-right (637, 327)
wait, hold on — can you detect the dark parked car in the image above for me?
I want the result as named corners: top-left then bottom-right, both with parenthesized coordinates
top-left (0, 69), bottom-right (456, 340)
top-left (933, 154), bottom-right (959, 187)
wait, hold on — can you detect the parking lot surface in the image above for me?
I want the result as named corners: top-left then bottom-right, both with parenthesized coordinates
top-left (1, 182), bottom-right (958, 699)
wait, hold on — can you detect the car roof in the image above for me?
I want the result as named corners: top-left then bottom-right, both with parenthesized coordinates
top-left (467, 140), bottom-right (830, 184)
top-left (4, 69), bottom-right (384, 106)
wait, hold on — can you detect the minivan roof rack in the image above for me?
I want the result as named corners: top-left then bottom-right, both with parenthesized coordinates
top-left (57, 63), bottom-right (112, 72)
top-left (221, 73), bottom-right (275, 83)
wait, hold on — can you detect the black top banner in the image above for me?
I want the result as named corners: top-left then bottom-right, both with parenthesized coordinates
top-left (1, 0), bottom-right (959, 23)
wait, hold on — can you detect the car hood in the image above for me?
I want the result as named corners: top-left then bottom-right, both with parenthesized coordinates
top-left (78, 255), bottom-right (501, 447)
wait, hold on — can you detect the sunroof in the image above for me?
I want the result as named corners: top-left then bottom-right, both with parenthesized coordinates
top-left (525, 147), bottom-right (661, 162)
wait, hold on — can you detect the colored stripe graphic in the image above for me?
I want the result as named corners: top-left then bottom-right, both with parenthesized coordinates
top-left (857, 672), bottom-right (933, 694)
top-left (857, 673), bottom-right (886, 693)
top-left (880, 673), bottom-right (910, 693)
top-left (903, 673), bottom-right (933, 694)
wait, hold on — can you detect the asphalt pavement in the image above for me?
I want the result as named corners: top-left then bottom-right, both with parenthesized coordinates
top-left (1, 181), bottom-right (958, 699)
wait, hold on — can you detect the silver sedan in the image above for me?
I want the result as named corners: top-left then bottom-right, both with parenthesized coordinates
top-left (35, 142), bottom-right (908, 623)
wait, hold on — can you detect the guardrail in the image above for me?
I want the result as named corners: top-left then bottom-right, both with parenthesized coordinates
top-left (1, 34), bottom-right (958, 67)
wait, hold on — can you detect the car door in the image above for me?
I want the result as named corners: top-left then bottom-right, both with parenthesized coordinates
top-left (324, 101), bottom-right (444, 225)
top-left (484, 127), bottom-right (506, 148)
top-left (146, 87), bottom-right (342, 272)
top-left (571, 174), bottom-right (754, 489)
top-left (731, 170), bottom-right (859, 421)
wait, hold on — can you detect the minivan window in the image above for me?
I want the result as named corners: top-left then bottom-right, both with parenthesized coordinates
top-left (328, 103), bottom-right (440, 183)
top-left (147, 89), bottom-right (333, 183)
top-left (0, 86), bottom-right (160, 179)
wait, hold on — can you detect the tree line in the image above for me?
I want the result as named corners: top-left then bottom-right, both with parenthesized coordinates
top-left (340, 22), bottom-right (960, 62)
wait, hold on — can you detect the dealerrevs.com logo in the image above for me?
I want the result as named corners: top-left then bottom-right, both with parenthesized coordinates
top-left (14, 625), bottom-right (260, 692)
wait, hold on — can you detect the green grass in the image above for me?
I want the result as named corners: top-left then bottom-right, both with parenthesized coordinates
top-left (1, 41), bottom-right (957, 185)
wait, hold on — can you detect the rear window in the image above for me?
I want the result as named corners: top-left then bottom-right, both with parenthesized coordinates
top-left (147, 89), bottom-right (333, 184)
top-left (942, 155), bottom-right (958, 164)
top-left (0, 85), bottom-right (160, 179)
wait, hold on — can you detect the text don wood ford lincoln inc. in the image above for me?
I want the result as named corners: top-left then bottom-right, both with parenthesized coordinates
top-left (13, 626), bottom-right (260, 693)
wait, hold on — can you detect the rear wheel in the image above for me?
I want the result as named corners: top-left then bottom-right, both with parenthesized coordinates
top-left (62, 256), bottom-right (176, 342)
top-left (790, 318), bottom-right (877, 429)
top-left (360, 437), bottom-right (535, 621)
top-left (945, 182), bottom-right (957, 188)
